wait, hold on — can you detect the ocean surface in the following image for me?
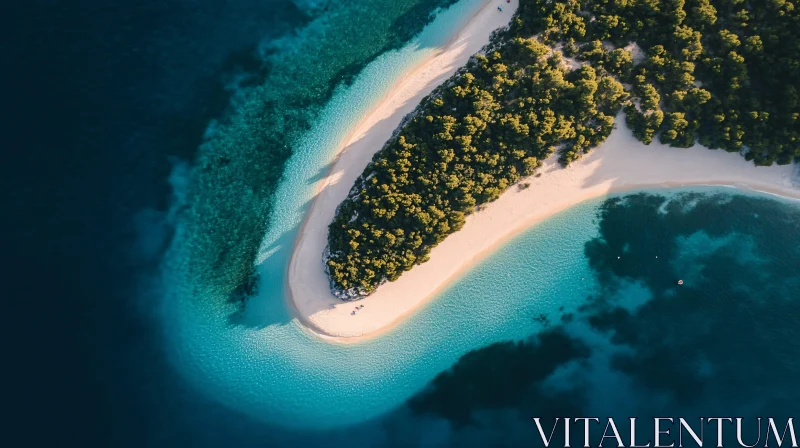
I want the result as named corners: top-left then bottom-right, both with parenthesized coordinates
top-left (7, 0), bottom-right (800, 446)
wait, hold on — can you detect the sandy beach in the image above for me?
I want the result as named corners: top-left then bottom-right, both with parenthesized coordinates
top-left (286, 0), bottom-right (800, 342)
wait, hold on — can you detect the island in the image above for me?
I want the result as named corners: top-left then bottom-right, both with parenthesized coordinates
top-left (287, 0), bottom-right (800, 340)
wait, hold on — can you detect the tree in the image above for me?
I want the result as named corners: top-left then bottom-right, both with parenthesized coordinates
top-left (327, 0), bottom-right (800, 295)
top-left (607, 48), bottom-right (634, 78)
top-left (691, 0), bottom-right (718, 28)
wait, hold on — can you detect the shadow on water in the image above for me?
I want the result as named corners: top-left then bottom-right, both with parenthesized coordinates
top-left (219, 0), bottom-right (471, 329)
top-left (177, 0), bottom-right (476, 326)
top-left (409, 329), bottom-right (591, 427)
top-left (406, 191), bottom-right (800, 436)
top-left (326, 0), bottom-right (461, 90)
top-left (223, 185), bottom-right (329, 328)
top-left (305, 160), bottom-right (337, 187)
top-left (226, 228), bottom-right (300, 330)
top-left (239, 56), bottom-right (459, 325)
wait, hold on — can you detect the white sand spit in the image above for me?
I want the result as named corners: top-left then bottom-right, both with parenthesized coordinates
top-left (286, 0), bottom-right (799, 342)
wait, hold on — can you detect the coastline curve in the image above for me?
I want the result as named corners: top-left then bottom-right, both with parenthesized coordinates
top-left (286, 0), bottom-right (520, 340)
top-left (287, 51), bottom-right (800, 341)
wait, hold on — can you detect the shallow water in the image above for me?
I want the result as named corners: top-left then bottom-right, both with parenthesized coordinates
top-left (12, 0), bottom-right (800, 444)
top-left (159, 1), bottom-right (800, 435)
top-left (167, 167), bottom-right (800, 437)
top-left (162, 0), bottom-right (498, 428)
top-left (409, 190), bottom-right (800, 426)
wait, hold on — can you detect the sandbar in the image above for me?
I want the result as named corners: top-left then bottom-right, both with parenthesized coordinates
top-left (286, 0), bottom-right (800, 341)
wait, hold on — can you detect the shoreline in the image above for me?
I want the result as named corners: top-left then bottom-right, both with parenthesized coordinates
top-left (286, 0), bottom-right (519, 341)
top-left (286, 1), bottom-right (800, 343)
top-left (295, 178), bottom-right (800, 344)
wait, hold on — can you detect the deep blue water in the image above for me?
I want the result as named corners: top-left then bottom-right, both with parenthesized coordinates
top-left (6, 1), bottom-right (800, 447)
top-left (405, 190), bottom-right (800, 445)
top-left (6, 0), bottom-right (457, 444)
top-left (6, 1), bottom-right (306, 444)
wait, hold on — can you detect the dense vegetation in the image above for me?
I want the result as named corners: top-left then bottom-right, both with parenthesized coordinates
top-left (326, 0), bottom-right (799, 297)
top-left (172, 0), bottom-right (464, 302)
top-left (519, 0), bottom-right (800, 163)
top-left (326, 41), bottom-right (628, 295)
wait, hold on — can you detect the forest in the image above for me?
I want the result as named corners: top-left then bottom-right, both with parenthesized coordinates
top-left (326, 0), bottom-right (799, 297)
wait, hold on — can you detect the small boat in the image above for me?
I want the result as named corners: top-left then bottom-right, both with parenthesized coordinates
top-left (677, 279), bottom-right (684, 285)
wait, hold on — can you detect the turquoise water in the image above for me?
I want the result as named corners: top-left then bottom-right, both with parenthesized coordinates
top-left (171, 0), bottom-right (466, 309)
top-left (166, 194), bottom-right (601, 428)
top-left (166, 176), bottom-right (800, 434)
top-left (163, 0), bottom-right (511, 429)
top-left (403, 189), bottom-right (800, 447)
top-left (17, 0), bottom-right (799, 441)
top-left (157, 0), bottom-right (800, 439)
